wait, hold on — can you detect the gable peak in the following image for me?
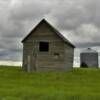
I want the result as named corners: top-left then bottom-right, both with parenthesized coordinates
top-left (39, 18), bottom-right (49, 24)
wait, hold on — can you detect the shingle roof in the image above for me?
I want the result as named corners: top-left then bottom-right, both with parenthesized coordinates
top-left (22, 19), bottom-right (75, 48)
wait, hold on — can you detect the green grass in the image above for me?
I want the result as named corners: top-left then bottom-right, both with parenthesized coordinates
top-left (0, 66), bottom-right (100, 100)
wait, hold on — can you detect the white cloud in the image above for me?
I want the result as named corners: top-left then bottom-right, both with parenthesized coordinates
top-left (0, 61), bottom-right (22, 66)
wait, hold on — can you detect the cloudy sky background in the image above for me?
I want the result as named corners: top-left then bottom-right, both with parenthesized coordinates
top-left (0, 0), bottom-right (100, 66)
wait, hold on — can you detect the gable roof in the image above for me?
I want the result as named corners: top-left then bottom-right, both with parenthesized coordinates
top-left (22, 19), bottom-right (75, 48)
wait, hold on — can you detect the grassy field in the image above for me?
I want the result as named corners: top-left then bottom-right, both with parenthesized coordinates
top-left (0, 66), bottom-right (100, 100)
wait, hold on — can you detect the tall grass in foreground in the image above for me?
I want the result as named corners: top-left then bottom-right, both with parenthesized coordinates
top-left (0, 66), bottom-right (99, 100)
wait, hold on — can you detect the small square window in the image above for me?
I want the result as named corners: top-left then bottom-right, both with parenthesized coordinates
top-left (39, 42), bottom-right (49, 52)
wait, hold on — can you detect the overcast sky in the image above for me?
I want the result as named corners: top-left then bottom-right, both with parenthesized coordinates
top-left (0, 0), bottom-right (100, 66)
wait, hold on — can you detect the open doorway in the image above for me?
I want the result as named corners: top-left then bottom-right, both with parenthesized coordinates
top-left (81, 62), bottom-right (88, 68)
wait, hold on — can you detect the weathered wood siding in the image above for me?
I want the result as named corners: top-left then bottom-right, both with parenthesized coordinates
top-left (23, 22), bottom-right (74, 71)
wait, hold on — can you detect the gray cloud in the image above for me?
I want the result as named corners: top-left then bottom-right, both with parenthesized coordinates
top-left (0, 0), bottom-right (100, 66)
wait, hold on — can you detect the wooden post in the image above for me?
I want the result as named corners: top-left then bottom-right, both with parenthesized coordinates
top-left (27, 55), bottom-right (31, 72)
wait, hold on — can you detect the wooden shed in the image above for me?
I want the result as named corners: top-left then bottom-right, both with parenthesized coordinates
top-left (22, 19), bottom-right (75, 72)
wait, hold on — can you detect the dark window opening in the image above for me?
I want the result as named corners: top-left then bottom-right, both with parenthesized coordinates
top-left (39, 42), bottom-right (49, 52)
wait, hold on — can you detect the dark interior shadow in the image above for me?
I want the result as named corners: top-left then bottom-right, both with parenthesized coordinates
top-left (81, 62), bottom-right (88, 68)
